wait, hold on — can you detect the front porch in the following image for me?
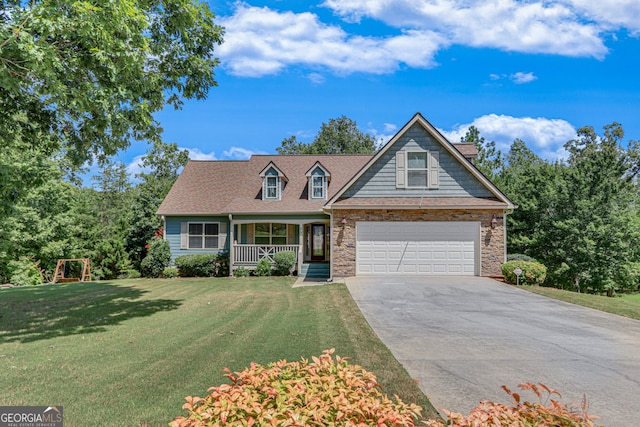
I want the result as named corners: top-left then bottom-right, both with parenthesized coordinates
top-left (229, 220), bottom-right (331, 277)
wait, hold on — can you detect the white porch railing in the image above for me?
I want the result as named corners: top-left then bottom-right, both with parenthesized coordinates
top-left (233, 244), bottom-right (300, 267)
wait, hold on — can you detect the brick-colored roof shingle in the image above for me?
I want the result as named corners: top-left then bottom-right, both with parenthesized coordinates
top-left (157, 155), bottom-right (373, 215)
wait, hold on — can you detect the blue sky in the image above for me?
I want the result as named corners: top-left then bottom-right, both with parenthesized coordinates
top-left (114, 0), bottom-right (640, 179)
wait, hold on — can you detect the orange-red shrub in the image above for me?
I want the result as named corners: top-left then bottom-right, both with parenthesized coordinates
top-left (426, 383), bottom-right (601, 427)
top-left (170, 349), bottom-right (422, 427)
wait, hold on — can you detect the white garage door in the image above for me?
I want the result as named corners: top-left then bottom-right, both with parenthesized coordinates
top-left (356, 221), bottom-right (479, 275)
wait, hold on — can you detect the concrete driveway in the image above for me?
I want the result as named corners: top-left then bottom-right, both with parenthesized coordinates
top-left (346, 276), bottom-right (640, 427)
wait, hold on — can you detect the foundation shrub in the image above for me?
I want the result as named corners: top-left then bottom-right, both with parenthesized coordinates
top-left (175, 254), bottom-right (217, 277)
top-left (507, 253), bottom-right (539, 263)
top-left (233, 266), bottom-right (250, 277)
top-left (254, 257), bottom-right (272, 276)
top-left (170, 349), bottom-right (422, 427)
top-left (426, 383), bottom-right (600, 427)
top-left (273, 250), bottom-right (296, 276)
top-left (502, 260), bottom-right (547, 285)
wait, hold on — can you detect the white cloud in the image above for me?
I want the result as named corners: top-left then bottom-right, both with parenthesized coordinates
top-left (565, 0), bottom-right (640, 34)
top-left (308, 72), bottom-right (325, 84)
top-left (126, 154), bottom-right (147, 178)
top-left (440, 114), bottom-right (576, 161)
top-left (223, 147), bottom-right (266, 159)
top-left (368, 122), bottom-right (398, 148)
top-left (510, 72), bottom-right (537, 84)
top-left (186, 148), bottom-right (217, 161)
top-left (488, 72), bottom-right (538, 84)
top-left (217, 3), bottom-right (445, 77)
top-left (323, 0), bottom-right (610, 59)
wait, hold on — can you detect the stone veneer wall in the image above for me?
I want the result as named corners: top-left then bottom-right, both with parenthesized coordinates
top-left (332, 209), bottom-right (505, 277)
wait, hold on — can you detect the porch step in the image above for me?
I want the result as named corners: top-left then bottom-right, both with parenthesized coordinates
top-left (300, 263), bottom-right (330, 278)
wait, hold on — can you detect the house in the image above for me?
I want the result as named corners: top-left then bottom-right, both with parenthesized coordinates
top-left (157, 113), bottom-right (516, 279)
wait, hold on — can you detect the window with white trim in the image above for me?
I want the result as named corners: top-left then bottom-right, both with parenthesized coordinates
top-left (312, 175), bottom-right (325, 199)
top-left (255, 223), bottom-right (287, 245)
top-left (188, 222), bottom-right (219, 249)
top-left (265, 176), bottom-right (278, 199)
top-left (407, 151), bottom-right (428, 188)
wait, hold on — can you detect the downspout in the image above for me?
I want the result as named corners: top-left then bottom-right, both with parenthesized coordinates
top-left (503, 208), bottom-right (514, 265)
top-left (329, 209), bottom-right (334, 282)
top-left (228, 213), bottom-right (234, 277)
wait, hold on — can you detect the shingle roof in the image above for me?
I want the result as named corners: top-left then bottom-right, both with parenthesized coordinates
top-left (157, 155), bottom-right (373, 215)
top-left (453, 143), bottom-right (478, 158)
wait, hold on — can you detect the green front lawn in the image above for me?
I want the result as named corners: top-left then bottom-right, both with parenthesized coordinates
top-left (0, 278), bottom-right (438, 426)
top-left (521, 285), bottom-right (640, 321)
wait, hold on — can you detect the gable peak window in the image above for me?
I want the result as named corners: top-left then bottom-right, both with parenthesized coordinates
top-left (396, 150), bottom-right (439, 189)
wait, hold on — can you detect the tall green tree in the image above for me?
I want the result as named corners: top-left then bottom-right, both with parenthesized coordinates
top-left (462, 126), bottom-right (504, 183)
top-left (276, 116), bottom-right (377, 154)
top-left (0, 0), bottom-right (223, 212)
top-left (0, 154), bottom-right (83, 282)
top-left (504, 124), bottom-right (640, 292)
top-left (126, 141), bottom-right (189, 269)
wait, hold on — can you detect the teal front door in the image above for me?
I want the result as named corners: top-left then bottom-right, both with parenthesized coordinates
top-left (311, 224), bottom-right (326, 260)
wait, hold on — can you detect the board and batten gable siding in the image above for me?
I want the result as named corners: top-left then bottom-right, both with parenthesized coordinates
top-left (165, 216), bottom-right (230, 263)
top-left (342, 123), bottom-right (494, 199)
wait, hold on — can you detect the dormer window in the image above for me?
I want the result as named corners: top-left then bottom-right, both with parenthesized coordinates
top-left (312, 175), bottom-right (325, 198)
top-left (259, 161), bottom-right (288, 201)
top-left (306, 161), bottom-right (331, 200)
top-left (266, 176), bottom-right (278, 199)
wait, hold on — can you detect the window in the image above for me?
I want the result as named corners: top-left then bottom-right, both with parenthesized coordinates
top-left (312, 175), bottom-right (325, 199)
top-left (407, 151), bottom-right (428, 187)
top-left (188, 223), bottom-right (219, 249)
top-left (254, 223), bottom-right (287, 245)
top-left (265, 176), bottom-right (278, 199)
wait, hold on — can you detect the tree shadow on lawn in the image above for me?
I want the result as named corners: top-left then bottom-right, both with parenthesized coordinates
top-left (0, 281), bottom-right (182, 343)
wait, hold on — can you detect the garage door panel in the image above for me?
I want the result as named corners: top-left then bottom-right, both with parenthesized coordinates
top-left (356, 221), bottom-right (479, 276)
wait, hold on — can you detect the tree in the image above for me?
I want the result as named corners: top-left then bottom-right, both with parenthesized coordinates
top-left (0, 0), bottom-right (223, 211)
top-left (276, 116), bottom-right (377, 154)
top-left (462, 126), bottom-right (504, 183)
top-left (504, 124), bottom-right (640, 293)
top-left (126, 141), bottom-right (189, 269)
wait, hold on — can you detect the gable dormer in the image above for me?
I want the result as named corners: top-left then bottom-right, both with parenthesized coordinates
top-left (259, 162), bottom-right (288, 201)
top-left (305, 161), bottom-right (331, 200)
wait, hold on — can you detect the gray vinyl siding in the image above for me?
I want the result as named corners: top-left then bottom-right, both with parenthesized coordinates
top-left (342, 123), bottom-right (493, 198)
top-left (165, 216), bottom-right (230, 263)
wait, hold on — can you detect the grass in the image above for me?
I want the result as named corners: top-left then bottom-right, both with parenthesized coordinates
top-left (521, 285), bottom-right (640, 321)
top-left (0, 277), bottom-right (438, 426)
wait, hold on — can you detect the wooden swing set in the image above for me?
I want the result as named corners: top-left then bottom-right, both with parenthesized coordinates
top-left (52, 258), bottom-right (92, 283)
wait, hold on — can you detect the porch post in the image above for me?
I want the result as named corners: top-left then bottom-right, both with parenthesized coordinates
top-left (298, 224), bottom-right (304, 275)
top-left (228, 214), bottom-right (234, 276)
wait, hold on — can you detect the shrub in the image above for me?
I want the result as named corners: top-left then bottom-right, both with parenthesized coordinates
top-left (254, 257), bottom-right (272, 276)
top-left (214, 251), bottom-right (229, 277)
top-left (8, 257), bottom-right (43, 286)
top-left (502, 260), bottom-right (547, 286)
top-left (507, 253), bottom-right (539, 263)
top-left (170, 349), bottom-right (422, 427)
top-left (273, 250), bottom-right (296, 276)
top-left (175, 254), bottom-right (216, 277)
top-left (233, 266), bottom-right (250, 277)
top-left (140, 238), bottom-right (171, 278)
top-left (426, 383), bottom-right (600, 427)
top-left (93, 238), bottom-right (133, 280)
top-left (117, 269), bottom-right (141, 280)
top-left (162, 267), bottom-right (179, 278)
